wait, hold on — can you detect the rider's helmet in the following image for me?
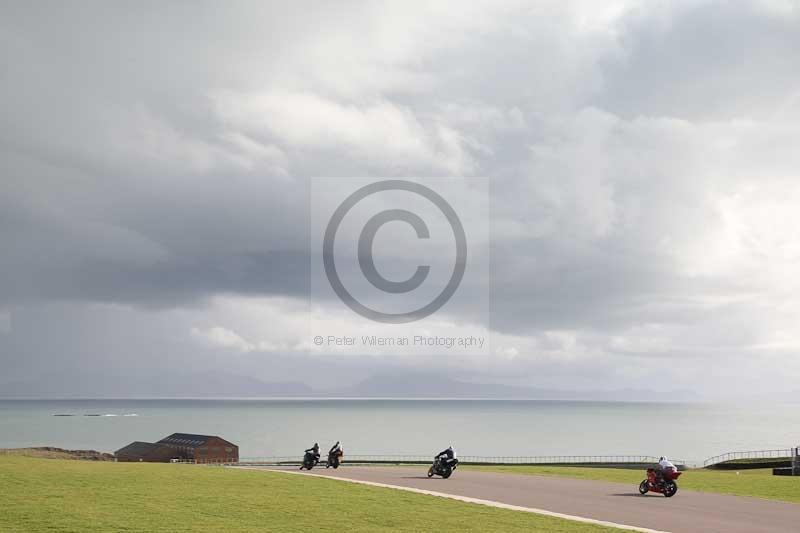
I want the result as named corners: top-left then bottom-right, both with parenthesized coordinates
top-left (659, 456), bottom-right (666, 461)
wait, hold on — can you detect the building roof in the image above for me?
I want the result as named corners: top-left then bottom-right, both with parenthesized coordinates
top-left (115, 441), bottom-right (172, 457)
top-left (158, 433), bottom-right (235, 448)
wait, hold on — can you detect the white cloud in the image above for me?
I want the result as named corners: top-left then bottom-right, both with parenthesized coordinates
top-left (211, 90), bottom-right (475, 175)
top-left (192, 326), bottom-right (255, 352)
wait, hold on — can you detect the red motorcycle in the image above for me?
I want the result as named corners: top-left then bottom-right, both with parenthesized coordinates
top-left (639, 467), bottom-right (681, 497)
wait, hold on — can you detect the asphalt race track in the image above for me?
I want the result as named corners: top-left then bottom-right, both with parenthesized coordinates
top-left (255, 466), bottom-right (800, 533)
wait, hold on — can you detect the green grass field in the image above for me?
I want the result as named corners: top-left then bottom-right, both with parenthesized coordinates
top-left (466, 465), bottom-right (800, 503)
top-left (0, 456), bottom-right (616, 533)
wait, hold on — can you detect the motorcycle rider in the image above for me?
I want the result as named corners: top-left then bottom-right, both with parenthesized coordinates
top-left (655, 456), bottom-right (675, 484)
top-left (436, 445), bottom-right (458, 468)
top-left (305, 442), bottom-right (321, 466)
top-left (329, 441), bottom-right (342, 459)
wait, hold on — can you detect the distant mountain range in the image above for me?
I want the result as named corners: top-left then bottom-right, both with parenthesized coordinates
top-left (0, 370), bottom-right (696, 402)
top-left (340, 372), bottom-right (696, 401)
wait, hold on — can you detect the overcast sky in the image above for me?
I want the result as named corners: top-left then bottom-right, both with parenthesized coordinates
top-left (2, 0), bottom-right (800, 399)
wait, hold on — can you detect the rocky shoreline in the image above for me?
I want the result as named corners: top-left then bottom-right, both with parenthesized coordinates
top-left (0, 447), bottom-right (114, 460)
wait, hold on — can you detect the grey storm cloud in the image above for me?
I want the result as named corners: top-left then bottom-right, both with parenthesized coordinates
top-left (1, 0), bottom-right (800, 398)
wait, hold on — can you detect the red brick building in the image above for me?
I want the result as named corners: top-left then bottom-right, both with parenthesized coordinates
top-left (157, 433), bottom-right (239, 464)
top-left (115, 433), bottom-right (239, 463)
top-left (115, 441), bottom-right (177, 462)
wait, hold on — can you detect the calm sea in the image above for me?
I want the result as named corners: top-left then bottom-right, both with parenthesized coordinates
top-left (1, 399), bottom-right (797, 464)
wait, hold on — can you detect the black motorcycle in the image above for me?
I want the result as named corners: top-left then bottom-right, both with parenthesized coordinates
top-left (326, 449), bottom-right (343, 469)
top-left (300, 451), bottom-right (319, 470)
top-left (427, 456), bottom-right (458, 479)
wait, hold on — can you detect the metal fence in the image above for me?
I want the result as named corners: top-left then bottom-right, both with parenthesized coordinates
top-left (169, 459), bottom-right (238, 465)
top-left (702, 449), bottom-right (793, 467)
top-left (234, 454), bottom-right (680, 466)
top-left (173, 451), bottom-right (800, 468)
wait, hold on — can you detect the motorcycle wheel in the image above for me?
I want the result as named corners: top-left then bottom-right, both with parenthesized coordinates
top-left (663, 481), bottom-right (678, 498)
top-left (638, 480), bottom-right (648, 495)
top-left (442, 467), bottom-right (452, 479)
top-left (427, 466), bottom-right (434, 478)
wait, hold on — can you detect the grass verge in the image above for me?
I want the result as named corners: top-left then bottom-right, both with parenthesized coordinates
top-left (0, 456), bottom-right (619, 532)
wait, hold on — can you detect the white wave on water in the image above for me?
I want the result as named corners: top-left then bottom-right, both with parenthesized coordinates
top-left (52, 413), bottom-right (139, 417)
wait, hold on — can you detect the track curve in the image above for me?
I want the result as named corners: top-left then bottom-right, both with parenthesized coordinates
top-left (252, 466), bottom-right (800, 532)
